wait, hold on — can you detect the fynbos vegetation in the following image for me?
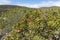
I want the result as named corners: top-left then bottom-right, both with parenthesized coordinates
top-left (0, 5), bottom-right (60, 40)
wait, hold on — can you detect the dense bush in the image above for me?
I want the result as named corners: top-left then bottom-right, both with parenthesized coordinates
top-left (5, 7), bottom-right (60, 40)
top-left (0, 6), bottom-right (60, 40)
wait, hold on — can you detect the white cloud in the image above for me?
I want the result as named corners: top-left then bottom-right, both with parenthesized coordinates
top-left (16, 1), bottom-right (60, 8)
top-left (0, 0), bottom-right (11, 4)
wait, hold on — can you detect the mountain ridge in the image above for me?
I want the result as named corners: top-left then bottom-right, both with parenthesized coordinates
top-left (0, 5), bottom-right (60, 8)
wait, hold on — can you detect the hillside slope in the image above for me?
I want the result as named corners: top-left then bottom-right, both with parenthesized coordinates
top-left (0, 5), bottom-right (60, 40)
top-left (0, 5), bottom-right (30, 39)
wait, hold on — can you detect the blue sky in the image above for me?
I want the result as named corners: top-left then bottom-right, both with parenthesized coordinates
top-left (0, 0), bottom-right (60, 8)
